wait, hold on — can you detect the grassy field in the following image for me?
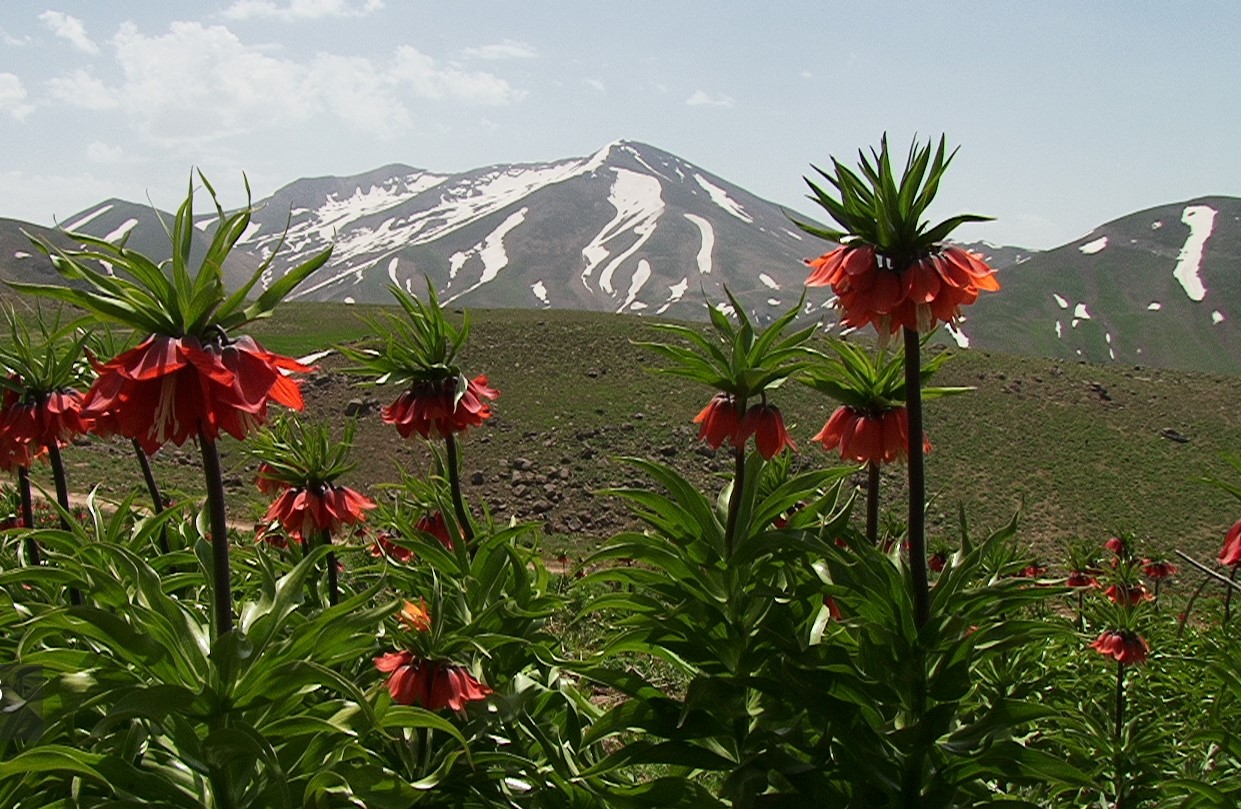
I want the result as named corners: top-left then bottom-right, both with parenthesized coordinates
top-left (21, 301), bottom-right (1241, 566)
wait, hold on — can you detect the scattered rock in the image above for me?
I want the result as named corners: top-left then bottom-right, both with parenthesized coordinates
top-left (1159, 428), bottom-right (1190, 444)
top-left (1089, 382), bottom-right (1112, 402)
top-left (345, 398), bottom-right (380, 417)
top-left (659, 445), bottom-right (677, 457)
top-left (513, 457), bottom-right (534, 471)
top-left (469, 471), bottom-right (485, 485)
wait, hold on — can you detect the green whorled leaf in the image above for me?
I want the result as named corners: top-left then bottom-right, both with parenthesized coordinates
top-left (790, 215), bottom-right (845, 244)
top-left (88, 683), bottom-right (200, 736)
top-left (6, 282), bottom-right (166, 334)
top-left (921, 212), bottom-right (996, 245)
top-left (202, 723), bottom-right (291, 808)
top-left (802, 134), bottom-right (992, 256)
top-left (376, 705), bottom-right (471, 752)
top-left (230, 243), bottom-right (333, 330)
top-left (1164, 777), bottom-right (1231, 805)
top-left (240, 544), bottom-right (335, 651)
top-left (0, 745), bottom-right (194, 805)
top-left (645, 322), bottom-right (731, 370)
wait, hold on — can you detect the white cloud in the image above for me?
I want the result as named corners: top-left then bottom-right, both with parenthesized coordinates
top-left (2, 28), bottom-right (32, 46)
top-left (800, 70), bottom-right (813, 79)
top-left (86, 142), bottom-right (127, 164)
top-left (45, 68), bottom-right (119, 110)
top-left (103, 22), bottom-right (524, 146)
top-left (112, 21), bottom-right (311, 143)
top-left (583, 77), bottom-right (605, 92)
top-left (460, 39), bottom-right (538, 60)
top-left (392, 45), bottom-right (526, 105)
top-left (0, 168), bottom-right (122, 224)
top-left (305, 53), bottom-right (411, 136)
top-left (686, 90), bottom-right (735, 108)
top-left (223, 0), bottom-right (384, 21)
top-left (0, 73), bottom-right (33, 120)
top-left (39, 11), bottom-right (100, 55)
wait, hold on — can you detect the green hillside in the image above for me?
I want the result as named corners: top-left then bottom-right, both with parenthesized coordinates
top-left (20, 302), bottom-right (1241, 565)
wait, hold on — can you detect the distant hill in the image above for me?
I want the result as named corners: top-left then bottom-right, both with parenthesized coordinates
top-left (961, 197), bottom-right (1241, 373)
top-left (1, 141), bottom-right (1237, 374)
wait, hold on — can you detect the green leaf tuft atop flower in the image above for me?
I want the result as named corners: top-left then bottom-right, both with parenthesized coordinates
top-left (796, 135), bottom-right (1000, 335)
top-left (342, 283), bottom-right (469, 388)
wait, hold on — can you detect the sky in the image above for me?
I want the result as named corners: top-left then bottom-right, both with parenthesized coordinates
top-left (1, 1), bottom-right (1238, 250)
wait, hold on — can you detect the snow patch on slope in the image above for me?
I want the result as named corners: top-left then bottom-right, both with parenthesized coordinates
top-left (1079, 236), bottom-right (1107, 254)
top-left (103, 218), bottom-right (139, 243)
top-left (580, 168), bottom-right (664, 294)
top-left (532, 280), bottom-right (549, 306)
top-left (1174, 205), bottom-right (1216, 301)
top-left (1213, 310), bottom-right (1225, 324)
top-left (619, 260), bottom-right (652, 312)
top-left (387, 257), bottom-right (400, 286)
top-left (1148, 302), bottom-right (1161, 311)
top-left (657, 277), bottom-right (689, 315)
top-left (64, 204), bottom-right (114, 232)
top-left (282, 158), bottom-right (612, 284)
top-left (1053, 293), bottom-right (1069, 309)
top-left (238, 221), bottom-right (262, 244)
top-left (683, 213), bottom-right (714, 274)
top-left (1074, 303), bottom-right (1092, 320)
top-left (694, 174), bottom-right (753, 223)
top-left (13, 251), bottom-right (30, 259)
top-left (759, 274), bottom-right (779, 290)
top-left (945, 323), bottom-right (970, 348)
top-left (444, 207), bottom-right (528, 303)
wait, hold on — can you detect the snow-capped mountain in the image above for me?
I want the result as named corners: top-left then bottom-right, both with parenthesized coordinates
top-left (6, 140), bottom-right (1237, 374)
top-left (960, 196), bottom-right (1241, 373)
top-left (214, 140), bottom-right (829, 320)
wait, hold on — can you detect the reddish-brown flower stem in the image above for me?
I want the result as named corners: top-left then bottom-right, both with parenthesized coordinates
top-left (903, 327), bottom-right (930, 627)
top-left (17, 465), bottom-right (38, 565)
top-left (133, 438), bottom-right (170, 554)
top-left (724, 445), bottom-right (746, 559)
top-left (322, 530), bottom-right (339, 606)
top-left (722, 395), bottom-right (748, 560)
top-left (45, 441), bottom-right (81, 605)
top-left (443, 433), bottom-right (473, 546)
top-left (1177, 576), bottom-right (1210, 639)
top-left (1227, 567), bottom-right (1239, 624)
top-left (865, 461), bottom-right (880, 545)
top-left (45, 441), bottom-right (71, 532)
top-left (1114, 660), bottom-right (1127, 809)
top-left (198, 426), bottom-right (233, 635)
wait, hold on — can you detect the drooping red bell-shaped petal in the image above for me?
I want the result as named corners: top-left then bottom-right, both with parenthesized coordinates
top-left (1220, 520), bottom-right (1241, 567)
top-left (84, 334), bottom-right (307, 452)
top-left (693, 393), bottom-right (741, 450)
top-left (737, 404), bottom-right (796, 460)
top-left (1090, 630), bottom-right (1149, 665)
top-left (415, 511), bottom-right (454, 550)
top-left (805, 244), bottom-right (998, 335)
